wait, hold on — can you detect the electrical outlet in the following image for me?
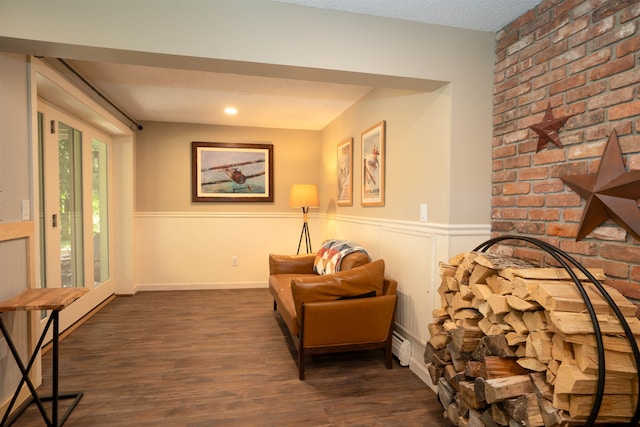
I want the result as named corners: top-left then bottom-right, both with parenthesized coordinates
top-left (231, 256), bottom-right (238, 266)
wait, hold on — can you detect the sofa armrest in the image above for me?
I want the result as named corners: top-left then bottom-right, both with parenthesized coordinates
top-left (269, 253), bottom-right (316, 276)
top-left (301, 294), bottom-right (397, 348)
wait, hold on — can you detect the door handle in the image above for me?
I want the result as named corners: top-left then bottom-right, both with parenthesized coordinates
top-left (52, 214), bottom-right (57, 228)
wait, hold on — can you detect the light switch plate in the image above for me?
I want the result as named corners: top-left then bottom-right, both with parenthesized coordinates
top-left (420, 203), bottom-right (428, 222)
top-left (21, 200), bottom-right (30, 221)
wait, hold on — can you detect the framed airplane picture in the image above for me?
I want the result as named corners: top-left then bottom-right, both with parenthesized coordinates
top-left (192, 141), bottom-right (274, 202)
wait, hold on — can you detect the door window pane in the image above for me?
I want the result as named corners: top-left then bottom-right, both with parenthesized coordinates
top-left (92, 139), bottom-right (109, 284)
top-left (58, 122), bottom-right (84, 288)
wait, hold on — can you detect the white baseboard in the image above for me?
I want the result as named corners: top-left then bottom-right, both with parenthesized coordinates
top-left (135, 282), bottom-right (268, 292)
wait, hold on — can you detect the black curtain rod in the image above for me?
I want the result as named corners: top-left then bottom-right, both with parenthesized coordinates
top-left (56, 58), bottom-right (144, 131)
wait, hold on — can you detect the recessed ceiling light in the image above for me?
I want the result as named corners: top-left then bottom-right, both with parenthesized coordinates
top-left (224, 107), bottom-right (238, 115)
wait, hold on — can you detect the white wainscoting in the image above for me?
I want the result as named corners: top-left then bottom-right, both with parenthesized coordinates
top-left (134, 212), bottom-right (490, 387)
top-left (325, 215), bottom-right (491, 388)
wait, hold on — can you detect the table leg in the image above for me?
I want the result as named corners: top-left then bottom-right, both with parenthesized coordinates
top-left (0, 315), bottom-right (53, 426)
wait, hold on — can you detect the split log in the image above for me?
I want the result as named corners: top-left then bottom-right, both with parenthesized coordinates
top-left (472, 334), bottom-right (517, 359)
top-left (546, 311), bottom-right (640, 336)
top-left (531, 281), bottom-right (637, 316)
top-left (502, 393), bottom-right (544, 426)
top-left (484, 374), bottom-right (534, 404)
top-left (572, 343), bottom-right (638, 378)
top-left (554, 361), bottom-right (638, 395)
top-left (459, 380), bottom-right (487, 410)
top-left (499, 267), bottom-right (606, 282)
top-left (482, 356), bottom-right (530, 379)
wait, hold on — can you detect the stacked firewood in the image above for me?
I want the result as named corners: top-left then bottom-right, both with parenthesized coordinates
top-left (425, 251), bottom-right (640, 426)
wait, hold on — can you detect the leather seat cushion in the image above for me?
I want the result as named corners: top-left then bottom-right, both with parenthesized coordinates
top-left (290, 259), bottom-right (385, 318)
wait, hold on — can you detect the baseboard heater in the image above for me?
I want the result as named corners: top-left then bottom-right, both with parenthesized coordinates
top-left (391, 331), bottom-right (411, 367)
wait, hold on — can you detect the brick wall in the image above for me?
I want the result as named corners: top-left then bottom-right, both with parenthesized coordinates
top-left (492, 0), bottom-right (640, 309)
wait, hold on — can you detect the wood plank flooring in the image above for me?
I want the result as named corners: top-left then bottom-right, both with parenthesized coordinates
top-left (14, 289), bottom-right (447, 426)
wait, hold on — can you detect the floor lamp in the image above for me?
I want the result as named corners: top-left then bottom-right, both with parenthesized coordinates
top-left (290, 184), bottom-right (319, 254)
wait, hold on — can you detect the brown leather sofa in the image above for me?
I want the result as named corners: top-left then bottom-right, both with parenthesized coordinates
top-left (268, 252), bottom-right (398, 380)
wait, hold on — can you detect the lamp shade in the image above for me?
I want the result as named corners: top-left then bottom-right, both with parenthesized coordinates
top-left (289, 184), bottom-right (319, 208)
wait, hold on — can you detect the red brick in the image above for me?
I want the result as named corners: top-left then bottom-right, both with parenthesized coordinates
top-left (590, 226), bottom-right (628, 241)
top-left (493, 208), bottom-right (528, 220)
top-left (620, 2), bottom-right (640, 23)
top-left (609, 100), bottom-right (640, 120)
top-left (552, 14), bottom-right (589, 43)
top-left (593, 0), bottom-right (639, 22)
top-left (516, 221), bottom-right (546, 234)
top-left (521, 63), bottom-right (548, 84)
top-left (503, 182), bottom-right (530, 195)
top-left (503, 129), bottom-right (530, 145)
top-left (547, 223), bottom-right (579, 237)
top-left (506, 57), bottom-right (533, 79)
top-left (517, 87), bottom-right (547, 107)
top-left (494, 98), bottom-right (517, 115)
top-left (504, 9), bottom-right (537, 35)
top-left (493, 170), bottom-right (517, 183)
top-left (589, 55), bottom-right (636, 81)
top-left (493, 145), bottom-right (517, 159)
top-left (507, 33), bottom-right (536, 56)
top-left (630, 154), bottom-right (640, 169)
top-left (606, 278), bottom-right (640, 299)
top-left (528, 208), bottom-right (560, 221)
top-left (550, 45), bottom-right (586, 69)
top-left (519, 166), bottom-right (548, 180)
top-left (563, 208), bottom-right (584, 222)
top-left (572, 0), bottom-right (609, 19)
top-left (533, 149), bottom-right (566, 165)
top-left (600, 243), bottom-right (640, 263)
top-left (492, 221), bottom-right (516, 233)
top-left (592, 20), bottom-right (638, 51)
top-left (566, 81), bottom-right (606, 103)
top-left (492, 185), bottom-right (503, 196)
top-left (494, 77), bottom-right (519, 95)
top-left (532, 67), bottom-right (567, 90)
top-left (588, 86), bottom-right (635, 110)
top-left (586, 122), bottom-right (631, 141)
top-left (587, 258), bottom-right (630, 279)
top-left (513, 247), bottom-right (545, 264)
top-left (559, 239), bottom-right (597, 256)
top-left (616, 35), bottom-right (640, 57)
top-left (569, 49), bottom-right (611, 75)
top-left (610, 67), bottom-right (640, 90)
top-left (555, 0), bottom-right (585, 18)
top-left (533, 179), bottom-right (565, 194)
top-left (504, 82), bottom-right (532, 101)
top-left (570, 15), bottom-right (615, 46)
top-left (492, 195), bottom-right (516, 207)
top-left (536, 11), bottom-right (571, 40)
top-left (567, 141), bottom-right (606, 160)
top-left (517, 195), bottom-right (545, 207)
top-left (566, 110), bottom-right (605, 130)
top-left (549, 73), bottom-right (586, 95)
top-left (550, 161), bottom-right (588, 178)
top-left (545, 193), bottom-right (582, 207)
top-left (504, 155), bottom-right (531, 169)
top-left (631, 265), bottom-right (640, 282)
top-left (521, 10), bottom-right (551, 37)
top-left (493, 159), bottom-right (504, 171)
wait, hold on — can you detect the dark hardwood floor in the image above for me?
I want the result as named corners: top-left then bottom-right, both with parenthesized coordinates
top-left (13, 289), bottom-right (447, 426)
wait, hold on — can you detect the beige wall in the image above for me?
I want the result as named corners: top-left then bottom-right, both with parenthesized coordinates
top-left (321, 86), bottom-right (452, 223)
top-left (0, 0), bottom-right (494, 224)
top-left (135, 122), bottom-right (321, 212)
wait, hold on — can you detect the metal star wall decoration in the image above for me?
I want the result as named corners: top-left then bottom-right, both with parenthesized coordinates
top-left (560, 130), bottom-right (640, 241)
top-left (530, 103), bottom-right (574, 152)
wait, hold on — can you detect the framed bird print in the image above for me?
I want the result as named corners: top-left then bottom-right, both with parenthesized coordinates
top-left (361, 121), bottom-right (385, 206)
top-left (337, 137), bottom-right (353, 206)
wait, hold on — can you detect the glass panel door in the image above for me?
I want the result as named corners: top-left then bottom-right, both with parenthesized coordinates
top-left (58, 122), bottom-right (84, 288)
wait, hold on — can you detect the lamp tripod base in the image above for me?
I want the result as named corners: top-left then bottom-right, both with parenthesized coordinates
top-left (297, 207), bottom-right (312, 254)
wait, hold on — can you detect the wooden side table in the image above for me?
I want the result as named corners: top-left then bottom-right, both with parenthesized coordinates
top-left (0, 287), bottom-right (88, 427)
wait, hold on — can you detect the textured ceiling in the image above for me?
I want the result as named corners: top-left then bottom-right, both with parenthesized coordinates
top-left (62, 1), bottom-right (542, 131)
top-left (275, 0), bottom-right (543, 32)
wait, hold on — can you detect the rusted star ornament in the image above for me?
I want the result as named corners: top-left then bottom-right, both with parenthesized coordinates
top-left (530, 103), bottom-right (574, 152)
top-left (560, 130), bottom-right (640, 241)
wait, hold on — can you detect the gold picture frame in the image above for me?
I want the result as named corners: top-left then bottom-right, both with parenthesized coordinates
top-left (337, 137), bottom-right (353, 206)
top-left (192, 141), bottom-right (274, 202)
top-left (361, 121), bottom-right (385, 206)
